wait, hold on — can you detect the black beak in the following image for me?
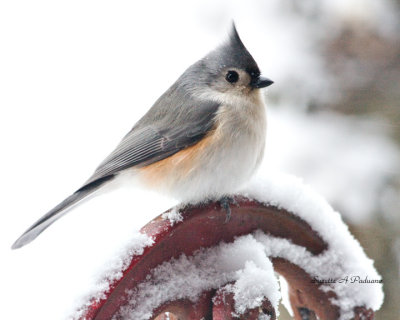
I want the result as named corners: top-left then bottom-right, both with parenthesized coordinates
top-left (251, 76), bottom-right (274, 89)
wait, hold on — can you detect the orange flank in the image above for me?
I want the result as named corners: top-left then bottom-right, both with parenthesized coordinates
top-left (139, 131), bottom-right (217, 187)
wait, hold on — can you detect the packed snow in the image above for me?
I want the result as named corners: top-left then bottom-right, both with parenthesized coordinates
top-left (115, 236), bottom-right (280, 320)
top-left (161, 208), bottom-right (184, 226)
top-left (72, 232), bottom-right (154, 319)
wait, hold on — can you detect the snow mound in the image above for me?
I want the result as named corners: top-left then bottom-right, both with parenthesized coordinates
top-left (242, 173), bottom-right (384, 319)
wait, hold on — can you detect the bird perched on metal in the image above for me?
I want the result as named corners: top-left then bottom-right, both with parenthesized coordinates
top-left (12, 23), bottom-right (273, 249)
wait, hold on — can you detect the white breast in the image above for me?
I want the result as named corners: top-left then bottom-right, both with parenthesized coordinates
top-left (159, 91), bottom-right (267, 203)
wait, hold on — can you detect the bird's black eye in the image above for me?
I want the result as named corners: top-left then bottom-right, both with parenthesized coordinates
top-left (225, 70), bottom-right (239, 83)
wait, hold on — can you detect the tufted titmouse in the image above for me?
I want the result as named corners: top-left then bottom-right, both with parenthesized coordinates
top-left (12, 24), bottom-right (273, 249)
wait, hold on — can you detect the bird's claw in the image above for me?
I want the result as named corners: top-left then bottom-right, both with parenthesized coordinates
top-left (220, 196), bottom-right (237, 223)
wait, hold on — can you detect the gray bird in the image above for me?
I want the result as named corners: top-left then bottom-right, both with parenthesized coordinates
top-left (12, 24), bottom-right (273, 249)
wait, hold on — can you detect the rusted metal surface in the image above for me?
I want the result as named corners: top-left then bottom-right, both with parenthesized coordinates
top-left (152, 291), bottom-right (214, 320)
top-left (151, 285), bottom-right (276, 320)
top-left (78, 196), bottom-right (374, 320)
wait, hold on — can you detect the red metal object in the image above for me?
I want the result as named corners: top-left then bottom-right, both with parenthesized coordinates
top-left (77, 196), bottom-right (374, 320)
top-left (153, 291), bottom-right (214, 320)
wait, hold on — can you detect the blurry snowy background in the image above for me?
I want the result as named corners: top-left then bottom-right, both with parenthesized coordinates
top-left (1, 0), bottom-right (399, 319)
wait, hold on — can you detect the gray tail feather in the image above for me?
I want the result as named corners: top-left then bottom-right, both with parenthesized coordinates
top-left (11, 176), bottom-right (114, 250)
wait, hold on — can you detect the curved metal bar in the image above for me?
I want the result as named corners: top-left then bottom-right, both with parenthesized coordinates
top-left (79, 196), bottom-right (374, 320)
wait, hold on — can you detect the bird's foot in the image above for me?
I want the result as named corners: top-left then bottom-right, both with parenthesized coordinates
top-left (220, 196), bottom-right (238, 223)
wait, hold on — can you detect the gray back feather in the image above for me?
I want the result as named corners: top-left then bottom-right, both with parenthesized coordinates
top-left (81, 83), bottom-right (220, 188)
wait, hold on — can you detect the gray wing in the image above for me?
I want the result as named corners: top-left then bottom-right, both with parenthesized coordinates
top-left (12, 82), bottom-right (220, 249)
top-left (80, 97), bottom-right (220, 189)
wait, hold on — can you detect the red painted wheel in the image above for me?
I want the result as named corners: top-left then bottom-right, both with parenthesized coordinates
top-left (75, 197), bottom-right (375, 320)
